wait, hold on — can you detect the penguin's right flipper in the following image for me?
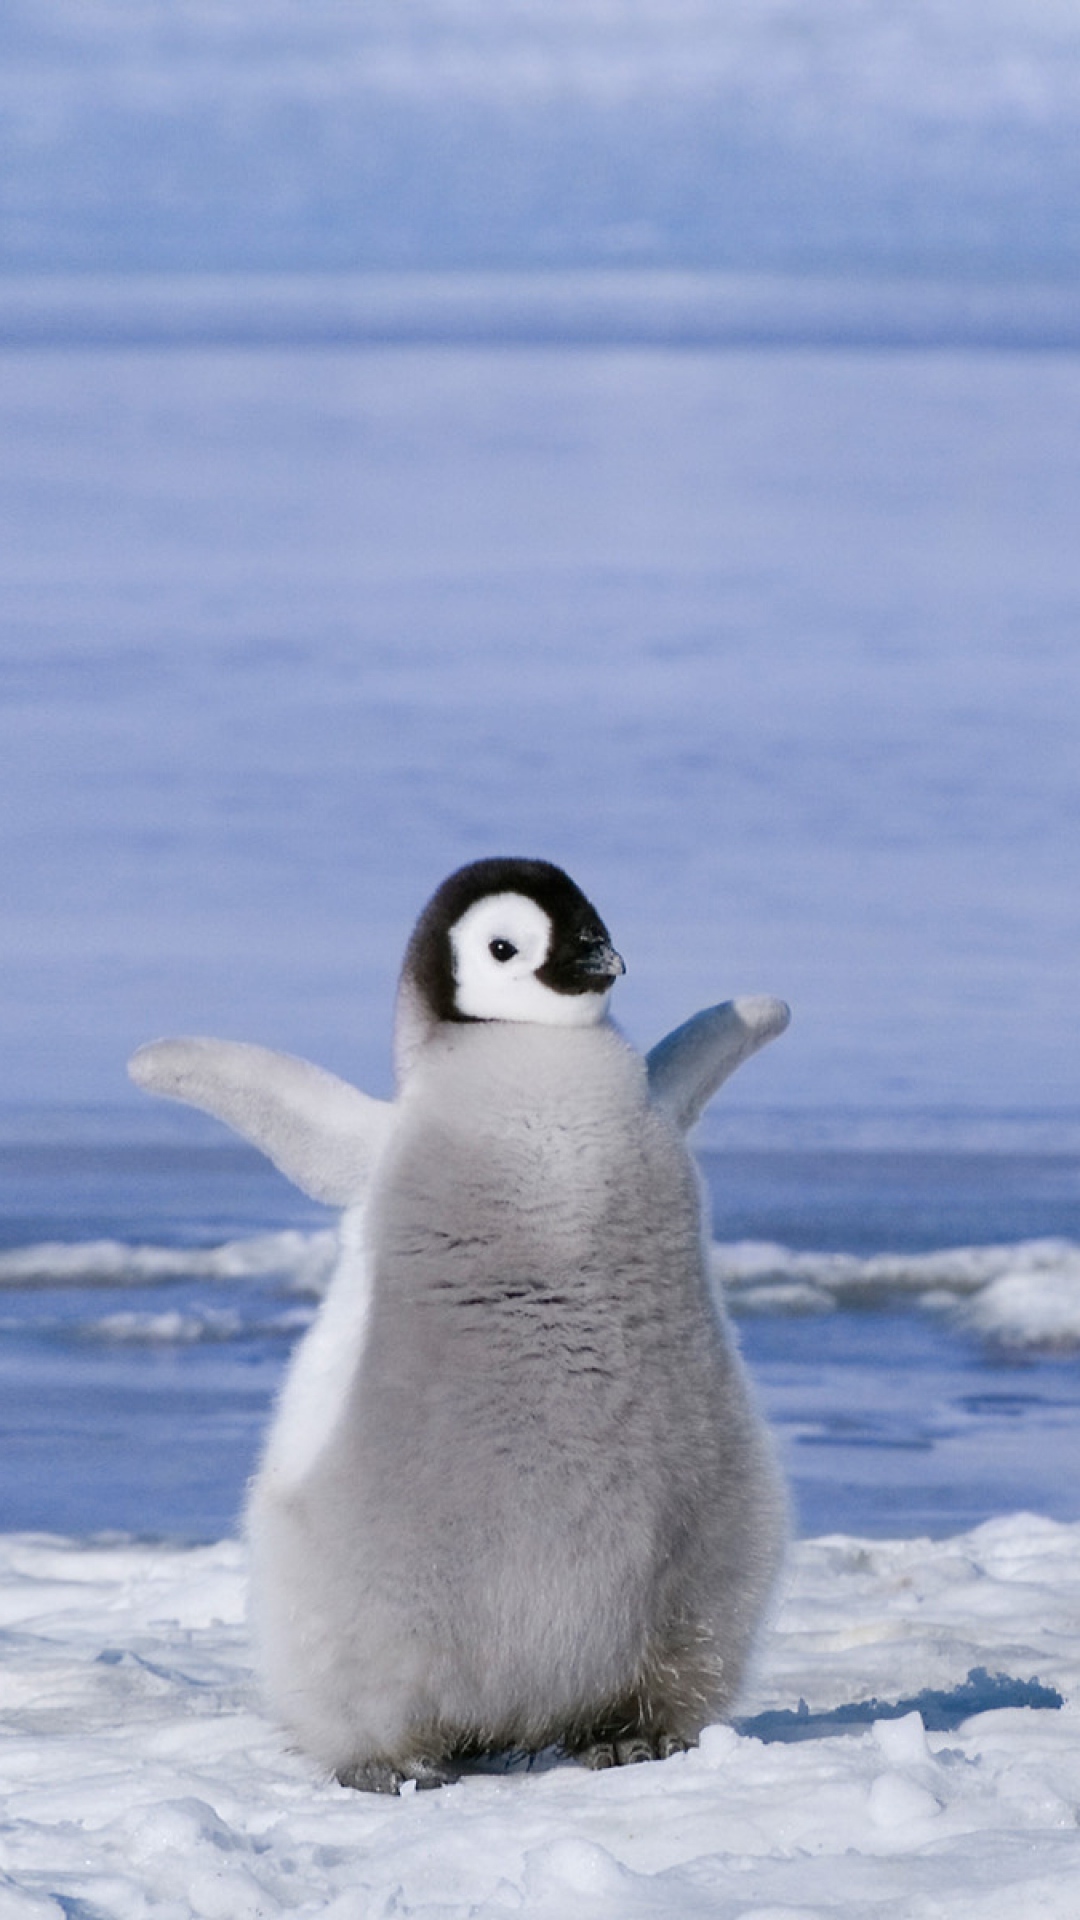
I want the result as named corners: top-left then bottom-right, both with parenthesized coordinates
top-left (128, 1038), bottom-right (393, 1205)
top-left (646, 997), bottom-right (790, 1133)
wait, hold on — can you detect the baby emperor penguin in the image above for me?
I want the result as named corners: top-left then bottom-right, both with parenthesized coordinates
top-left (130, 857), bottom-right (789, 1792)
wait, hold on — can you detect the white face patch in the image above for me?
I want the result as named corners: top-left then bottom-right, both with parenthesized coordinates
top-left (449, 892), bottom-right (612, 1027)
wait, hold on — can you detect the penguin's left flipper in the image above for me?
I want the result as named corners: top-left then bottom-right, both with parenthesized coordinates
top-left (128, 1038), bottom-right (393, 1205)
top-left (646, 996), bottom-right (790, 1134)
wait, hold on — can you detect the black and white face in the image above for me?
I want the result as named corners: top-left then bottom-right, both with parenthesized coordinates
top-left (449, 890), bottom-right (623, 1026)
top-left (401, 858), bottom-right (625, 1031)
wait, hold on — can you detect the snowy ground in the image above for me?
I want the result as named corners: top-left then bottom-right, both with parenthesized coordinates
top-left (2, 1513), bottom-right (1077, 1918)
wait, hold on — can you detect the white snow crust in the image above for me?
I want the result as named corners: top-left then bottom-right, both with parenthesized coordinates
top-left (1, 1513), bottom-right (1077, 1918)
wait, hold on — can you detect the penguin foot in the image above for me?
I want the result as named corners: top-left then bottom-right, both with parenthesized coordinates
top-left (336, 1755), bottom-right (461, 1795)
top-left (407, 1756), bottom-right (462, 1791)
top-left (337, 1759), bottom-right (404, 1795)
top-left (575, 1730), bottom-right (689, 1770)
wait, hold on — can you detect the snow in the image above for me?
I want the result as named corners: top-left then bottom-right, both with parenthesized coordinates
top-left (1, 1514), bottom-right (1077, 1917)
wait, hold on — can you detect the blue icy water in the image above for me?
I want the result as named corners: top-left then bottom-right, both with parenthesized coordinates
top-left (1, 1), bottom-right (1078, 1545)
top-left (2, 1121), bottom-right (1080, 1542)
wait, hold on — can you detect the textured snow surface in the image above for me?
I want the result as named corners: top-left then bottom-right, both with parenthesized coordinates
top-left (2, 1514), bottom-right (1078, 1918)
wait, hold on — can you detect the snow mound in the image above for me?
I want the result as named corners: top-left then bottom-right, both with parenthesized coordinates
top-left (1, 1514), bottom-right (1078, 1917)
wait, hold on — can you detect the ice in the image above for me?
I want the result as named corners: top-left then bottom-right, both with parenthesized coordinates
top-left (0, 1230), bottom-right (337, 1292)
top-left (1, 1514), bottom-right (1077, 1917)
top-left (87, 1307), bottom-right (244, 1345)
top-left (8, 1225), bottom-right (1080, 1348)
top-left (715, 1236), bottom-right (1080, 1347)
top-left (963, 1265), bottom-right (1080, 1348)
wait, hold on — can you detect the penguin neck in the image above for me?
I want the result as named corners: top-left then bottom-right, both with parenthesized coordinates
top-left (393, 981), bottom-right (625, 1094)
top-left (393, 993), bottom-right (632, 1102)
top-left (397, 1022), bottom-right (647, 1148)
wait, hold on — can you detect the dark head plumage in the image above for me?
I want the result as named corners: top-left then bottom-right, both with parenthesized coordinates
top-left (401, 857), bottom-right (624, 1027)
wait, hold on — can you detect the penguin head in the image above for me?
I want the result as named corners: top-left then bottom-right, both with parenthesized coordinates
top-left (396, 858), bottom-right (625, 1068)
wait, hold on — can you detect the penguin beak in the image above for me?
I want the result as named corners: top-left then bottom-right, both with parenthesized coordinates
top-left (538, 928), bottom-right (626, 996)
top-left (574, 939), bottom-right (626, 985)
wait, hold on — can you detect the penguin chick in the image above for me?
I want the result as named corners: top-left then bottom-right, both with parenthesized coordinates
top-left (130, 858), bottom-right (789, 1792)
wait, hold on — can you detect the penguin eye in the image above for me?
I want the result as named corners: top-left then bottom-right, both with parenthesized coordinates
top-left (489, 939), bottom-right (518, 963)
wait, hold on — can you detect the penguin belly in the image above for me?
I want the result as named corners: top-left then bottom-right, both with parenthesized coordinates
top-left (248, 1022), bottom-right (784, 1780)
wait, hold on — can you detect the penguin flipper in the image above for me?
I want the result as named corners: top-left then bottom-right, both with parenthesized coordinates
top-left (646, 997), bottom-right (790, 1133)
top-left (128, 1037), bottom-right (393, 1205)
